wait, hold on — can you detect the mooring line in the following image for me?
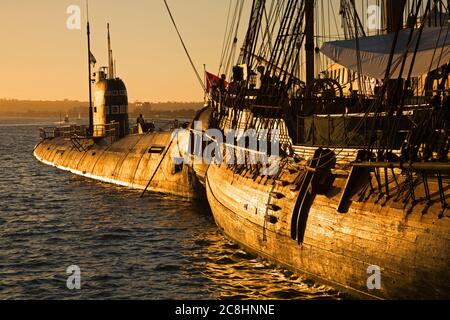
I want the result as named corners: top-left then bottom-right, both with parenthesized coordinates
top-left (140, 133), bottom-right (176, 198)
top-left (163, 0), bottom-right (205, 92)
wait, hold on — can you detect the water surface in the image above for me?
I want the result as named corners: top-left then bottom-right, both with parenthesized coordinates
top-left (0, 118), bottom-right (342, 299)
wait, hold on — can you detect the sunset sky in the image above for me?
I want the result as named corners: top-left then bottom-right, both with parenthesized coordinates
top-left (0, 1), bottom-right (250, 102)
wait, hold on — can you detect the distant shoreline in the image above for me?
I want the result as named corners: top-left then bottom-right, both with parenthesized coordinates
top-left (0, 99), bottom-right (204, 118)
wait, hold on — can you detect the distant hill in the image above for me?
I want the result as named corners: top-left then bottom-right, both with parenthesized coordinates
top-left (0, 99), bottom-right (204, 118)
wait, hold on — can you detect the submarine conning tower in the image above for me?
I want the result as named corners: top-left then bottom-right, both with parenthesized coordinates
top-left (91, 23), bottom-right (129, 139)
top-left (93, 68), bottom-right (129, 138)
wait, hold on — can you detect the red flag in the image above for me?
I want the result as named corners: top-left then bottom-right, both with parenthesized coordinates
top-left (205, 71), bottom-right (227, 93)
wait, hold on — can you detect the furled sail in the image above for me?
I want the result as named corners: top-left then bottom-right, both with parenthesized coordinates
top-left (320, 27), bottom-right (450, 79)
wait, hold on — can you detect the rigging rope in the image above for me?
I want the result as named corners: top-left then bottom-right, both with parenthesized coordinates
top-left (218, 0), bottom-right (234, 75)
top-left (163, 0), bottom-right (205, 92)
top-left (225, 0), bottom-right (246, 78)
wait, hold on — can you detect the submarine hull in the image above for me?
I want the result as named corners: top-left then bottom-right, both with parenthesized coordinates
top-left (34, 132), bottom-right (200, 199)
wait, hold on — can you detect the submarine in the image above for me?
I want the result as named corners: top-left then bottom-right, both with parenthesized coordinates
top-left (34, 22), bottom-right (203, 199)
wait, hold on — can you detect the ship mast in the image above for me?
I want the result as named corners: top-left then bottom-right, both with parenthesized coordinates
top-left (107, 23), bottom-right (114, 79)
top-left (87, 1), bottom-right (93, 135)
top-left (305, 0), bottom-right (314, 89)
top-left (383, 0), bottom-right (407, 102)
top-left (384, 0), bottom-right (407, 33)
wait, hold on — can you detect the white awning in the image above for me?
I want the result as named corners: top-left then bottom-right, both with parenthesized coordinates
top-left (320, 27), bottom-right (450, 79)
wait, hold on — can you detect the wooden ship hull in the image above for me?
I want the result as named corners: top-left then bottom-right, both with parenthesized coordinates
top-left (34, 131), bottom-right (200, 199)
top-left (197, 0), bottom-right (450, 299)
top-left (204, 147), bottom-right (450, 299)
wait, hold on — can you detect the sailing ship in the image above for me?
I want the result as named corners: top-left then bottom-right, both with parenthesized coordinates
top-left (33, 0), bottom-right (450, 299)
top-left (194, 0), bottom-right (450, 299)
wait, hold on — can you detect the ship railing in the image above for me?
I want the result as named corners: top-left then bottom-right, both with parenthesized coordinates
top-left (294, 95), bottom-right (437, 148)
top-left (92, 123), bottom-right (120, 144)
top-left (39, 127), bottom-right (61, 140)
top-left (295, 113), bottom-right (412, 148)
top-left (61, 125), bottom-right (89, 139)
top-left (38, 125), bottom-right (87, 140)
top-left (39, 123), bottom-right (119, 142)
top-left (293, 96), bottom-right (433, 114)
top-left (403, 96), bottom-right (432, 108)
top-left (130, 119), bottom-right (190, 135)
top-left (222, 90), bottom-right (432, 111)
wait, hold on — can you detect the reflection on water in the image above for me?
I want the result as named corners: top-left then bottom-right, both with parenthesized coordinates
top-left (0, 118), bottom-right (342, 300)
top-left (189, 231), bottom-right (341, 300)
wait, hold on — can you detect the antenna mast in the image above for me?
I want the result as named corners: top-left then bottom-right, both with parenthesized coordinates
top-left (87, 0), bottom-right (93, 135)
top-left (305, 0), bottom-right (315, 88)
top-left (107, 23), bottom-right (114, 79)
